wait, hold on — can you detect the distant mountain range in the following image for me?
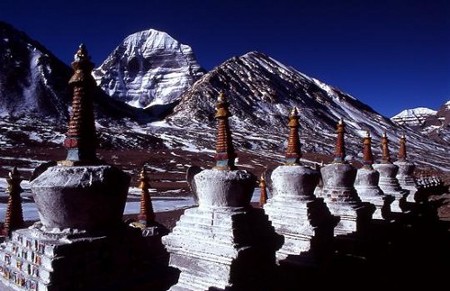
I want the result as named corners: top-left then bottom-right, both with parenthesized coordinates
top-left (0, 21), bottom-right (449, 170)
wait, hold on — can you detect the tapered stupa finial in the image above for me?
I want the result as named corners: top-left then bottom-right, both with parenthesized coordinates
top-left (2, 167), bottom-right (24, 236)
top-left (381, 131), bottom-right (392, 163)
top-left (62, 44), bottom-right (98, 166)
top-left (214, 92), bottom-right (237, 170)
top-left (362, 130), bottom-right (374, 168)
top-left (398, 133), bottom-right (407, 161)
top-left (259, 174), bottom-right (268, 207)
top-left (285, 107), bottom-right (302, 165)
top-left (333, 118), bottom-right (346, 163)
top-left (137, 167), bottom-right (155, 225)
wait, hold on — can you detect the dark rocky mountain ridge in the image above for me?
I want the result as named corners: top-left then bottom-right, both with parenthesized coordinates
top-left (166, 51), bottom-right (449, 170)
top-left (0, 21), bottom-right (71, 119)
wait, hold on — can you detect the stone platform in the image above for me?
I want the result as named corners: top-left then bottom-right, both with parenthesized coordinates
top-left (0, 224), bottom-right (164, 291)
top-left (373, 163), bottom-right (410, 213)
top-left (394, 160), bottom-right (417, 203)
top-left (355, 167), bottom-right (392, 220)
top-left (263, 165), bottom-right (338, 264)
top-left (162, 206), bottom-right (282, 291)
top-left (319, 163), bottom-right (375, 236)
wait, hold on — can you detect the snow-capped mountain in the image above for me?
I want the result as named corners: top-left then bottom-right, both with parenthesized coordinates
top-left (392, 100), bottom-right (450, 144)
top-left (168, 51), bottom-right (395, 148)
top-left (436, 100), bottom-right (450, 125)
top-left (421, 100), bottom-right (450, 143)
top-left (0, 21), bottom-right (158, 124)
top-left (0, 21), bottom-right (72, 119)
top-left (93, 29), bottom-right (205, 109)
top-left (391, 107), bottom-right (437, 127)
top-left (165, 51), bottom-right (450, 169)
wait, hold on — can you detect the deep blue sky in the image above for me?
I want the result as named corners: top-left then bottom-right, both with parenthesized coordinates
top-left (1, 0), bottom-right (449, 117)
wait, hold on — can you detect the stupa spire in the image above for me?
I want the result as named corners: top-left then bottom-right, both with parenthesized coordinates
top-left (333, 118), bottom-right (346, 163)
top-left (285, 107), bottom-right (302, 165)
top-left (62, 44), bottom-right (98, 165)
top-left (2, 167), bottom-right (24, 236)
top-left (259, 174), bottom-right (268, 207)
top-left (381, 131), bottom-right (392, 163)
top-left (137, 167), bottom-right (155, 225)
top-left (214, 92), bottom-right (237, 170)
top-left (362, 130), bottom-right (374, 167)
top-left (398, 133), bottom-right (407, 161)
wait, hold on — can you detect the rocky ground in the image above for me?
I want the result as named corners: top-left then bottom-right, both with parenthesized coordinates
top-left (1, 142), bottom-right (449, 219)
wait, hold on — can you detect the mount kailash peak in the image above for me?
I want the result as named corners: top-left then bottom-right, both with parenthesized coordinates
top-left (93, 29), bottom-right (205, 110)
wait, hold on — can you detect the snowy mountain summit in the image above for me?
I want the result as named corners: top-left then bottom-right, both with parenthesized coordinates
top-left (391, 100), bottom-right (450, 145)
top-left (391, 107), bottom-right (437, 126)
top-left (93, 29), bottom-right (205, 109)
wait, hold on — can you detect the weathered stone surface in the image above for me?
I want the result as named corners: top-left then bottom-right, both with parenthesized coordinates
top-left (0, 224), bottom-right (158, 291)
top-left (194, 169), bottom-right (255, 208)
top-left (319, 163), bottom-right (375, 235)
top-left (31, 165), bottom-right (130, 232)
top-left (355, 167), bottom-right (392, 220)
top-left (264, 165), bottom-right (338, 264)
top-left (162, 207), bottom-right (282, 290)
top-left (163, 169), bottom-right (281, 290)
top-left (270, 165), bottom-right (319, 198)
top-left (394, 160), bottom-right (417, 202)
top-left (373, 163), bottom-right (409, 212)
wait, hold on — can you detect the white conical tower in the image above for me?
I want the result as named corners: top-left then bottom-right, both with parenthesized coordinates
top-left (373, 132), bottom-right (410, 213)
top-left (354, 131), bottom-right (394, 220)
top-left (393, 134), bottom-right (417, 202)
top-left (263, 107), bottom-right (339, 266)
top-left (162, 92), bottom-right (282, 291)
top-left (318, 119), bottom-right (375, 236)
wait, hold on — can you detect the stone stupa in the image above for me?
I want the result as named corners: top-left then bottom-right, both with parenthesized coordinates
top-left (354, 131), bottom-right (393, 220)
top-left (373, 132), bottom-right (410, 213)
top-left (263, 108), bottom-right (339, 266)
top-left (1, 168), bottom-right (25, 238)
top-left (162, 92), bottom-right (282, 291)
top-left (259, 174), bottom-right (268, 207)
top-left (0, 45), bottom-right (153, 291)
top-left (318, 119), bottom-right (375, 236)
top-left (393, 134), bottom-right (417, 202)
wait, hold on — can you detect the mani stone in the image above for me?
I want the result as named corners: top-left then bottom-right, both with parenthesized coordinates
top-left (319, 163), bottom-right (375, 236)
top-left (372, 163), bottom-right (409, 213)
top-left (162, 168), bottom-right (283, 291)
top-left (263, 165), bottom-right (338, 265)
top-left (355, 167), bottom-right (393, 220)
top-left (0, 224), bottom-right (152, 291)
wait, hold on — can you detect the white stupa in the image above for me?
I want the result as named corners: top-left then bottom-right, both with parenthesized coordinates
top-left (162, 92), bottom-right (282, 291)
top-left (263, 108), bottom-right (339, 266)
